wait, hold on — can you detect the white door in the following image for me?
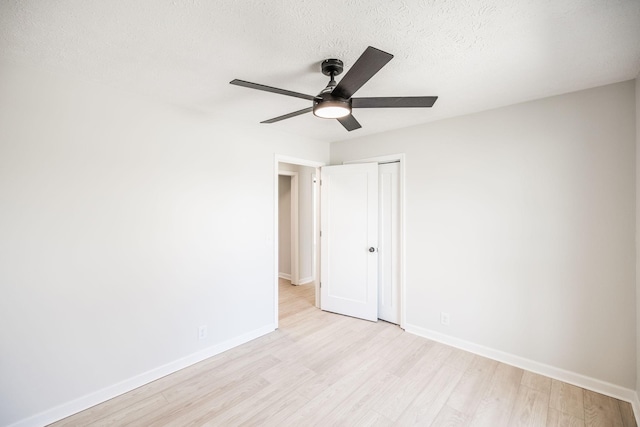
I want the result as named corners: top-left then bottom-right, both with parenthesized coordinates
top-left (378, 162), bottom-right (400, 323)
top-left (320, 163), bottom-right (378, 321)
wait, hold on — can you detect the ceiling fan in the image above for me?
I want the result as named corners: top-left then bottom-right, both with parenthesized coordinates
top-left (230, 46), bottom-right (438, 131)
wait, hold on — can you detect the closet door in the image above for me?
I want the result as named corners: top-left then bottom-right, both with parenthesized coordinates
top-left (320, 163), bottom-right (378, 321)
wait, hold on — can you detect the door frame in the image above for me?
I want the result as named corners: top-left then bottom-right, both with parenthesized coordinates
top-left (344, 153), bottom-right (406, 329)
top-left (277, 171), bottom-right (299, 285)
top-left (274, 155), bottom-right (325, 328)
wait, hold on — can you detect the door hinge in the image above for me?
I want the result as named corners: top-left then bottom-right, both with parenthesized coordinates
top-left (320, 230), bottom-right (322, 237)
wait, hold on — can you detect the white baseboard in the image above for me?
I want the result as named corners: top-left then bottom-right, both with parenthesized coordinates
top-left (278, 274), bottom-right (313, 285)
top-left (9, 324), bottom-right (276, 427)
top-left (298, 276), bottom-right (314, 285)
top-left (631, 392), bottom-right (640, 426)
top-left (405, 323), bottom-right (639, 422)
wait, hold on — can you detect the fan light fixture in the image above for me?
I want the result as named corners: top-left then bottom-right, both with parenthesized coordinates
top-left (313, 100), bottom-right (351, 119)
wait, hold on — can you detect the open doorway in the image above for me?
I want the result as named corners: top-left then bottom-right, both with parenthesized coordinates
top-left (274, 156), bottom-right (324, 327)
top-left (278, 172), bottom-right (298, 284)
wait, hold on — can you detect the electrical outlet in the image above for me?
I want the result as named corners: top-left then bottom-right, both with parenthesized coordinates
top-left (440, 312), bottom-right (450, 326)
top-left (198, 325), bottom-right (208, 340)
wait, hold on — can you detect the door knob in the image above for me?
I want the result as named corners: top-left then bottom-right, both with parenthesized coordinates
top-left (369, 247), bottom-right (376, 253)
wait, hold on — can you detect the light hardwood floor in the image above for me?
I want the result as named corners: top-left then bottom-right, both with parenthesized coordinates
top-left (51, 279), bottom-right (637, 426)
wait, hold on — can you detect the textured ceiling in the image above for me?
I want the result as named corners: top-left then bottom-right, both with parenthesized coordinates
top-left (1, 0), bottom-right (639, 142)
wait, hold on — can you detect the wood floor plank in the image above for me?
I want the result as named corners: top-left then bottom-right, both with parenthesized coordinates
top-left (394, 363), bottom-right (465, 426)
top-left (237, 393), bottom-right (310, 427)
top-left (508, 385), bottom-right (550, 426)
top-left (86, 392), bottom-right (168, 426)
top-left (367, 326), bottom-right (420, 364)
top-left (547, 407), bottom-right (586, 427)
top-left (305, 324), bottom-right (385, 375)
top-left (272, 314), bottom-right (352, 363)
top-left (443, 346), bottom-right (476, 371)
top-left (385, 336), bottom-right (434, 378)
top-left (521, 370), bottom-right (552, 394)
top-left (352, 410), bottom-right (394, 427)
top-left (583, 389), bottom-right (624, 427)
top-left (238, 394), bottom-right (309, 427)
top-left (371, 341), bottom-right (454, 421)
top-left (51, 386), bottom-right (167, 426)
top-left (445, 355), bottom-right (499, 416)
top-left (289, 326), bottom-right (401, 401)
top-left (138, 355), bottom-right (280, 426)
top-left (311, 370), bottom-right (398, 426)
top-left (429, 404), bottom-right (470, 427)
top-left (216, 337), bottom-right (317, 426)
top-left (550, 379), bottom-right (585, 420)
top-left (156, 376), bottom-right (270, 426)
top-left (202, 363), bottom-right (315, 426)
top-left (160, 354), bottom-right (280, 402)
top-left (279, 356), bottom-right (391, 426)
top-left (618, 400), bottom-right (638, 427)
top-left (468, 363), bottom-right (524, 427)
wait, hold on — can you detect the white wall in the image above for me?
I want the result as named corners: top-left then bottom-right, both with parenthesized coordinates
top-left (332, 81), bottom-right (636, 391)
top-left (278, 175), bottom-right (292, 277)
top-left (0, 61), bottom-right (329, 426)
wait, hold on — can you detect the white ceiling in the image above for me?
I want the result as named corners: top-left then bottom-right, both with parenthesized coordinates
top-left (1, 0), bottom-right (639, 143)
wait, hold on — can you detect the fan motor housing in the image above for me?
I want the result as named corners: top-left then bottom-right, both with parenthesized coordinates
top-left (321, 59), bottom-right (344, 76)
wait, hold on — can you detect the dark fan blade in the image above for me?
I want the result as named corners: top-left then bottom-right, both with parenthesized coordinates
top-left (331, 47), bottom-right (393, 100)
top-left (230, 79), bottom-right (316, 101)
top-left (337, 114), bottom-right (362, 131)
top-left (352, 96), bottom-right (438, 108)
top-left (261, 107), bottom-right (313, 124)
